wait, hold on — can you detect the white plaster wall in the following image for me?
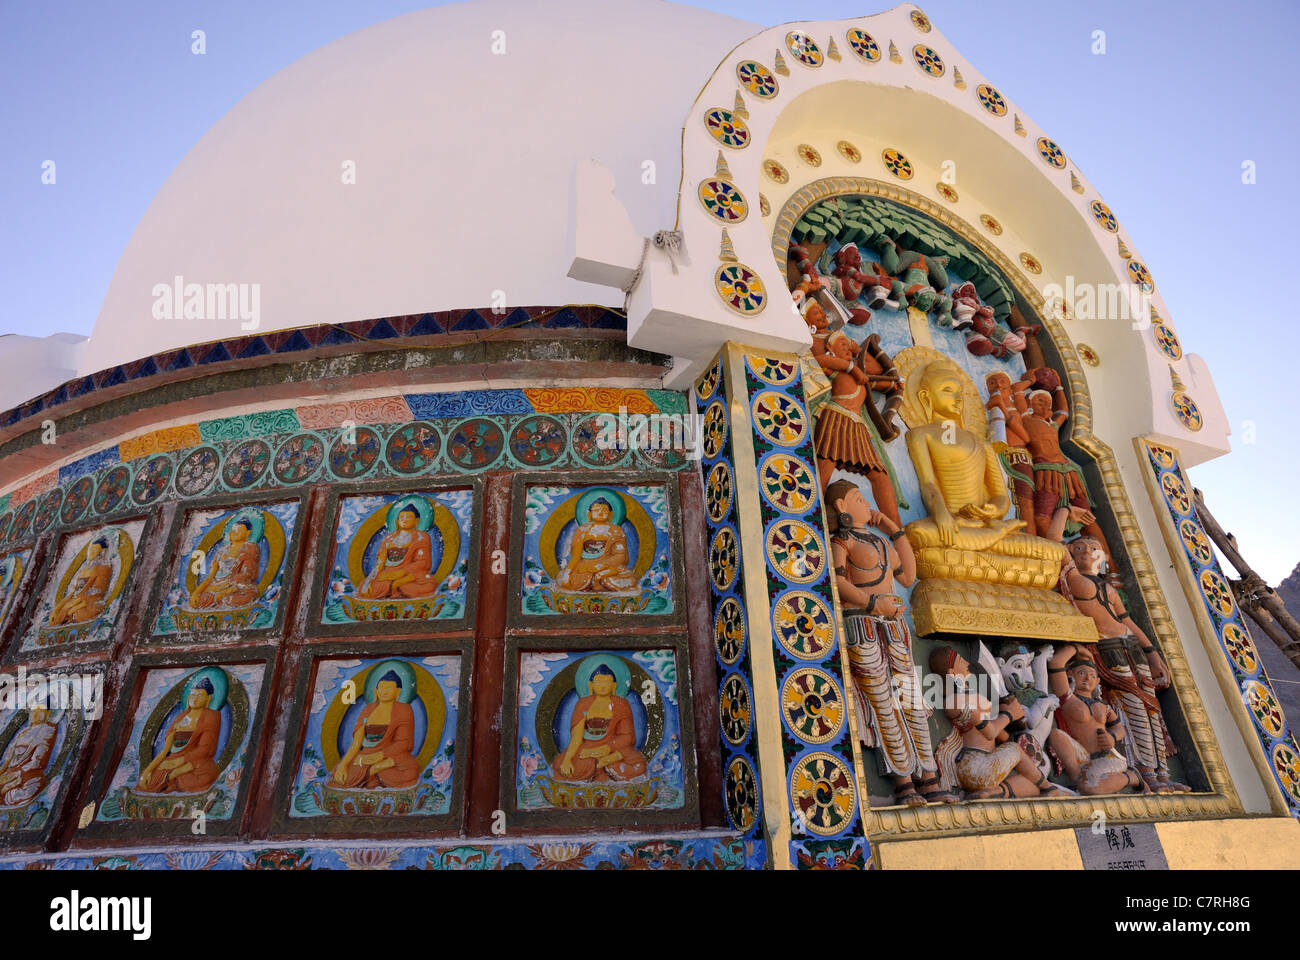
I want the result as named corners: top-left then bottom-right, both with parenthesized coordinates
top-left (0, 333), bottom-right (86, 415)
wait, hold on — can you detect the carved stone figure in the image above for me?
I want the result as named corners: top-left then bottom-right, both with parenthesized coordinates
top-left (952, 282), bottom-right (1036, 358)
top-left (828, 242), bottom-right (896, 315)
top-left (929, 646), bottom-right (1065, 798)
top-left (827, 479), bottom-right (955, 806)
top-left (332, 670), bottom-right (421, 789)
top-left (873, 236), bottom-right (953, 325)
top-left (1061, 538), bottom-right (1189, 793)
top-left (985, 371), bottom-right (1038, 536)
top-left (994, 641), bottom-right (1060, 779)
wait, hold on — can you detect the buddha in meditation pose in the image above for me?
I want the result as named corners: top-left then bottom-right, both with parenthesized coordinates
top-left (332, 670), bottom-right (420, 789)
top-left (360, 504), bottom-right (439, 599)
top-left (903, 359), bottom-right (1064, 580)
top-left (557, 496), bottom-right (637, 593)
top-left (139, 677), bottom-right (221, 794)
top-left (190, 516), bottom-right (261, 609)
top-left (552, 664), bottom-right (647, 782)
top-left (49, 537), bottom-right (115, 626)
top-left (0, 707), bottom-right (57, 806)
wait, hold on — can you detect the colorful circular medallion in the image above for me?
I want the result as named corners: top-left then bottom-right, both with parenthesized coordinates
top-left (979, 213), bottom-right (1003, 235)
top-left (10, 502), bottom-right (36, 542)
top-left (724, 756), bottom-right (759, 831)
top-left (747, 355), bottom-right (797, 385)
top-left (752, 391), bottom-right (807, 447)
top-left (705, 461), bottom-right (734, 523)
top-left (702, 400), bottom-right (727, 459)
top-left (759, 194), bottom-right (771, 217)
top-left (175, 446), bottom-right (220, 497)
top-left (1153, 322), bottom-right (1183, 361)
top-left (715, 263), bottom-right (767, 315)
top-left (1244, 681), bottom-right (1286, 738)
top-left (224, 439), bottom-right (272, 488)
top-left (759, 453), bottom-right (817, 514)
top-left (1019, 252), bottom-right (1042, 275)
top-left (736, 59), bottom-right (778, 99)
top-left (569, 414), bottom-right (622, 467)
top-left (715, 596), bottom-right (747, 665)
top-left (976, 83), bottom-right (1007, 116)
top-left (837, 140), bottom-right (862, 163)
top-left (1178, 518), bottom-right (1213, 566)
top-left (33, 489), bottom-right (61, 535)
top-left (935, 182), bottom-right (958, 203)
top-left (695, 359), bottom-right (722, 402)
top-left (1221, 622), bottom-right (1258, 675)
top-left (1036, 136), bottom-right (1066, 169)
top-left (797, 144), bottom-right (822, 167)
top-left (790, 752), bottom-right (856, 836)
top-left (698, 177), bottom-right (748, 223)
top-left (911, 44), bottom-right (944, 76)
top-left (710, 526), bottom-right (739, 592)
top-left (720, 673), bottom-right (753, 745)
top-left (781, 668), bottom-right (845, 744)
top-left (1076, 343), bottom-right (1100, 366)
top-left (131, 455), bottom-right (173, 505)
top-left (881, 147), bottom-right (914, 180)
top-left (910, 9), bottom-right (932, 32)
top-left (94, 465), bottom-right (131, 515)
top-left (385, 422), bottom-right (443, 473)
top-left (704, 107), bottom-right (750, 149)
top-left (1147, 444), bottom-right (1177, 471)
top-left (766, 519), bottom-right (825, 584)
top-left (328, 427), bottom-right (381, 479)
top-left (1271, 742), bottom-right (1300, 805)
top-left (1198, 569), bottom-right (1235, 617)
top-left (507, 415), bottom-right (565, 467)
top-left (60, 476), bottom-right (94, 526)
top-left (773, 591), bottom-right (835, 660)
top-left (846, 28), bottom-right (880, 62)
top-left (785, 31), bottom-right (823, 67)
top-left (1160, 471), bottom-right (1191, 515)
top-left (1090, 200), bottom-right (1118, 232)
top-left (1127, 260), bottom-right (1153, 292)
top-left (1172, 391), bottom-right (1203, 432)
top-left (764, 159), bottom-right (789, 184)
top-left (273, 433), bottom-right (325, 484)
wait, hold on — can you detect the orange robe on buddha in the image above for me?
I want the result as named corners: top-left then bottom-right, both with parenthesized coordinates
top-left (361, 530), bottom-right (438, 599)
top-left (551, 695), bottom-right (647, 782)
top-left (144, 708), bottom-right (220, 793)
top-left (192, 542), bottom-right (261, 608)
top-left (49, 563), bottom-right (112, 625)
top-left (337, 700), bottom-right (421, 788)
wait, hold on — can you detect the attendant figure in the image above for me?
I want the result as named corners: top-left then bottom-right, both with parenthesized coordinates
top-left (1047, 644), bottom-right (1149, 795)
top-left (557, 497), bottom-right (637, 593)
top-left (552, 665), bottom-right (647, 782)
top-left (985, 372), bottom-right (1038, 536)
top-left (360, 504), bottom-right (439, 599)
top-left (139, 678), bottom-right (221, 794)
top-left (190, 517), bottom-right (261, 609)
top-left (332, 671), bottom-right (420, 789)
top-left (0, 707), bottom-right (57, 806)
top-left (49, 537), bottom-right (114, 626)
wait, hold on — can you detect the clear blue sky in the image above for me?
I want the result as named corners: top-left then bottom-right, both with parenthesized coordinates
top-left (2, 0), bottom-right (1296, 584)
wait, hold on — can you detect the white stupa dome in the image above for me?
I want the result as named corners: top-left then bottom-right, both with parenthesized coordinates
top-left (85, 0), bottom-right (759, 374)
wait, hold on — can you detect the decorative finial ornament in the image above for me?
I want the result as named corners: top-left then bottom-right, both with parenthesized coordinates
top-left (1169, 366), bottom-right (1186, 392)
top-left (732, 91), bottom-right (749, 119)
top-left (774, 49), bottom-right (790, 75)
top-left (1070, 170), bottom-right (1084, 194)
top-left (953, 66), bottom-right (966, 90)
top-left (888, 40), bottom-right (902, 63)
top-left (1013, 114), bottom-right (1026, 137)
top-left (827, 37), bottom-right (841, 61)
top-left (1117, 236), bottom-right (1132, 259)
top-left (715, 151), bottom-right (731, 179)
top-left (719, 229), bottom-right (738, 263)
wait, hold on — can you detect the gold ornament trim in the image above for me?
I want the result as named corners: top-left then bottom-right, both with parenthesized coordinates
top-left (770, 176), bottom-right (1243, 840)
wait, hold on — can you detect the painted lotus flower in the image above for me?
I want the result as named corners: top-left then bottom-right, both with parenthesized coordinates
top-left (338, 847), bottom-right (400, 870)
top-left (430, 760), bottom-right (452, 783)
top-left (520, 754), bottom-right (540, 779)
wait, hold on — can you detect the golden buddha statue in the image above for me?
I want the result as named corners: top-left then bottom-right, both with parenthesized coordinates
top-left (557, 495), bottom-right (637, 594)
top-left (894, 350), bottom-right (1096, 642)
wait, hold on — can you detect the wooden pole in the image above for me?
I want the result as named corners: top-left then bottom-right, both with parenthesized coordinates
top-left (1193, 488), bottom-right (1300, 669)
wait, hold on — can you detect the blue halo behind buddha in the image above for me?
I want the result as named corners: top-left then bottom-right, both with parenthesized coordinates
top-left (384, 495), bottom-right (434, 532)
top-left (576, 488), bottom-right (626, 526)
top-left (184, 666), bottom-right (229, 711)
top-left (223, 508), bottom-right (265, 544)
top-left (363, 659), bottom-right (418, 704)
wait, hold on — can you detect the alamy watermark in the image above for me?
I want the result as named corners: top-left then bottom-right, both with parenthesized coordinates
top-left (596, 407), bottom-right (704, 459)
top-left (0, 668), bottom-right (103, 720)
top-left (151, 275), bottom-right (261, 330)
top-left (1040, 276), bottom-right (1154, 328)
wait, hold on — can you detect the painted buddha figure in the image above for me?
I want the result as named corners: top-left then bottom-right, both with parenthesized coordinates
top-left (360, 504), bottom-right (438, 599)
top-left (553, 663), bottom-right (647, 782)
top-left (332, 670), bottom-right (420, 789)
top-left (139, 677), bottom-right (221, 794)
top-left (190, 516), bottom-right (261, 609)
top-left (557, 496), bottom-right (637, 593)
top-left (903, 359), bottom-right (1065, 580)
top-left (49, 537), bottom-right (113, 626)
top-left (0, 707), bottom-right (57, 806)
